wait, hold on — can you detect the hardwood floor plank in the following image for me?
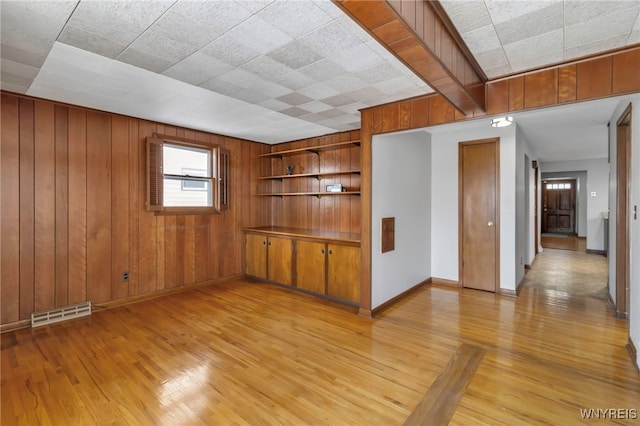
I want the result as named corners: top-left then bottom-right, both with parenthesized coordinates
top-left (404, 343), bottom-right (486, 426)
top-left (2, 249), bottom-right (638, 425)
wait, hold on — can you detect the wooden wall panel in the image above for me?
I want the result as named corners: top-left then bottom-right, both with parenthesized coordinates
top-left (410, 97), bottom-right (429, 128)
top-left (55, 106), bottom-right (69, 308)
top-left (18, 99), bottom-right (34, 320)
top-left (111, 115), bottom-right (129, 300)
top-left (67, 108), bottom-right (87, 304)
top-left (612, 49), bottom-right (640, 94)
top-left (86, 111), bottom-right (112, 304)
top-left (34, 101), bottom-right (56, 311)
top-left (524, 69), bottom-right (558, 109)
top-left (1, 94), bottom-right (21, 324)
top-left (558, 65), bottom-right (577, 103)
top-left (0, 92), bottom-right (269, 327)
top-left (577, 56), bottom-right (612, 100)
top-left (508, 77), bottom-right (524, 111)
top-left (429, 95), bottom-right (455, 124)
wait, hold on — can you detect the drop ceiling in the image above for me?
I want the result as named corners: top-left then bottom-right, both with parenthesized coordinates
top-left (1, 1), bottom-right (639, 144)
top-left (440, 0), bottom-right (640, 78)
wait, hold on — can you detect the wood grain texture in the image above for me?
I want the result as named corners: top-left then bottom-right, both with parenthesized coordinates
top-left (524, 69), bottom-right (558, 109)
top-left (86, 111), bottom-right (112, 304)
top-left (1, 94), bottom-right (21, 323)
top-left (577, 56), bottom-right (612, 100)
top-left (558, 64), bottom-right (577, 103)
top-left (404, 343), bottom-right (486, 426)
top-left (612, 49), bottom-right (640, 94)
top-left (54, 106), bottom-right (69, 307)
top-left (295, 240), bottom-right (326, 294)
top-left (3, 250), bottom-right (638, 425)
top-left (508, 76), bottom-right (524, 111)
top-left (34, 101), bottom-right (56, 311)
top-left (18, 99), bottom-right (35, 320)
top-left (0, 93), bottom-right (268, 327)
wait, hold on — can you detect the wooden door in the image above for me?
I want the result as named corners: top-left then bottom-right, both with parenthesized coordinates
top-left (295, 240), bottom-right (326, 294)
top-left (542, 180), bottom-right (576, 233)
top-left (267, 236), bottom-right (293, 286)
top-left (459, 139), bottom-right (499, 292)
top-left (327, 244), bottom-right (360, 303)
top-left (615, 104), bottom-right (631, 319)
top-left (245, 233), bottom-right (267, 279)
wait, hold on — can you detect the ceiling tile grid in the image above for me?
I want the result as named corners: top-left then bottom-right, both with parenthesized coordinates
top-left (441, 0), bottom-right (640, 79)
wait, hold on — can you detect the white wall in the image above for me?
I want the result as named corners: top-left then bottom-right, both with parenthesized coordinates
top-left (430, 123), bottom-right (519, 291)
top-left (541, 171), bottom-right (588, 237)
top-left (608, 95), bottom-right (640, 368)
top-left (540, 159), bottom-right (609, 251)
top-left (516, 126), bottom-right (539, 283)
top-left (371, 131), bottom-right (431, 309)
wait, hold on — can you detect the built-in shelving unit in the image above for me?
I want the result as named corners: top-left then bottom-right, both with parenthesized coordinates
top-left (258, 139), bottom-right (361, 198)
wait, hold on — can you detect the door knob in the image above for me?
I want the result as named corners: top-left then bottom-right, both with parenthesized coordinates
top-left (488, 221), bottom-right (494, 227)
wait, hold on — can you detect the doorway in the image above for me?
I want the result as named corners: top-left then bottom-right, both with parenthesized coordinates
top-left (459, 138), bottom-right (500, 292)
top-left (615, 103), bottom-right (632, 319)
top-left (542, 179), bottom-right (577, 234)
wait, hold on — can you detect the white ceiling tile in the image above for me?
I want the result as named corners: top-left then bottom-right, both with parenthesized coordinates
top-left (0, 80), bottom-right (30, 94)
top-left (485, 0), bottom-right (562, 25)
top-left (163, 53), bottom-right (234, 86)
top-left (325, 73), bottom-right (367, 92)
top-left (277, 92), bottom-right (314, 106)
top-left (124, 30), bottom-right (199, 65)
top-left (215, 68), bottom-right (266, 89)
top-left (257, 98), bottom-right (291, 111)
top-left (268, 40), bottom-right (324, 70)
top-left (298, 59), bottom-right (347, 82)
top-left (564, 1), bottom-right (639, 26)
top-left (495, 3), bottom-right (563, 45)
top-left (1, 58), bottom-right (40, 80)
top-left (373, 77), bottom-right (415, 96)
top-left (199, 78), bottom-right (244, 97)
top-left (233, 88), bottom-right (270, 104)
top-left (311, 0), bottom-right (346, 19)
top-left (338, 102), bottom-right (367, 115)
top-left (241, 55), bottom-right (293, 81)
top-left (484, 64), bottom-right (514, 79)
top-left (248, 81), bottom-right (292, 99)
top-left (66, 1), bottom-right (173, 46)
top-left (474, 48), bottom-right (510, 70)
top-left (503, 29), bottom-right (564, 72)
top-left (565, 8), bottom-right (638, 49)
top-left (200, 32), bottom-right (260, 68)
top-left (461, 24), bottom-right (502, 54)
top-left (564, 35), bottom-right (629, 61)
top-left (355, 62), bottom-right (403, 84)
top-left (280, 106), bottom-right (309, 118)
top-left (300, 21), bottom-right (361, 57)
top-left (150, 11), bottom-right (220, 49)
top-left (321, 94), bottom-right (355, 107)
top-left (172, 0), bottom-right (253, 30)
top-left (331, 43), bottom-right (384, 73)
top-left (440, 1), bottom-right (492, 33)
top-left (297, 100), bottom-right (333, 113)
top-left (226, 15), bottom-right (292, 55)
top-left (337, 15), bottom-right (372, 43)
top-left (0, 43), bottom-right (45, 69)
top-left (258, 1), bottom-right (333, 38)
top-left (234, 0), bottom-right (276, 14)
top-left (343, 86), bottom-right (385, 104)
top-left (297, 84), bottom-right (340, 100)
top-left (272, 70), bottom-right (316, 91)
top-left (58, 26), bottom-right (126, 59)
top-left (116, 48), bottom-right (174, 74)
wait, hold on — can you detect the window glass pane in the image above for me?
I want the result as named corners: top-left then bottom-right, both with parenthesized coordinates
top-left (564, 183), bottom-right (571, 189)
top-left (164, 178), bottom-right (212, 206)
top-left (552, 183), bottom-right (558, 189)
top-left (546, 184), bottom-right (552, 190)
top-left (163, 144), bottom-right (210, 176)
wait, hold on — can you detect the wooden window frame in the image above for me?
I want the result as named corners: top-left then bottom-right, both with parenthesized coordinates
top-left (146, 134), bottom-right (230, 214)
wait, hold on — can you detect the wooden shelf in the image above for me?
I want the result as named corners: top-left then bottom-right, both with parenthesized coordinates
top-left (258, 140), bottom-right (360, 158)
top-left (243, 226), bottom-right (360, 244)
top-left (258, 192), bottom-right (361, 197)
top-left (259, 170), bottom-right (361, 180)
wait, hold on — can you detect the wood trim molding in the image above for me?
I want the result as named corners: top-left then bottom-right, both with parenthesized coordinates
top-left (0, 319), bottom-right (31, 334)
top-left (431, 277), bottom-right (461, 288)
top-left (370, 278), bottom-right (431, 317)
top-left (499, 288), bottom-right (517, 297)
top-left (606, 290), bottom-right (618, 318)
top-left (335, 0), bottom-right (485, 115)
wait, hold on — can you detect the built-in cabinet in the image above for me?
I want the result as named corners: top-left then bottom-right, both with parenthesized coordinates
top-left (244, 228), bottom-right (360, 305)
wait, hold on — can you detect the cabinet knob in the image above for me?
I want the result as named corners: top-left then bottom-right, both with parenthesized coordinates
top-left (262, 240), bottom-right (266, 245)
top-left (328, 249), bottom-right (333, 255)
top-left (268, 241), bottom-right (271, 246)
top-left (321, 248), bottom-right (325, 254)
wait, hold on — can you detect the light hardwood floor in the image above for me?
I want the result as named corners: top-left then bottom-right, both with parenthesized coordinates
top-left (1, 249), bottom-right (639, 425)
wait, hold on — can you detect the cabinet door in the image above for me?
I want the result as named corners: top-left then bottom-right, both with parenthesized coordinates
top-left (327, 244), bottom-right (360, 303)
top-left (268, 236), bottom-right (293, 285)
top-left (245, 234), bottom-right (267, 279)
top-left (296, 240), bottom-right (326, 294)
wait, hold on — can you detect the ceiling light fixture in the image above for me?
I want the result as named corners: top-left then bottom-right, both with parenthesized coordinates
top-left (490, 116), bottom-right (514, 127)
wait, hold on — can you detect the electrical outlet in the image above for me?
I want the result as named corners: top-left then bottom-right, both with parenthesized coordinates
top-left (122, 271), bottom-right (129, 282)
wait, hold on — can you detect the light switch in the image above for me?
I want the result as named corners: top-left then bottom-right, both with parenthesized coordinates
top-left (591, 192), bottom-right (597, 197)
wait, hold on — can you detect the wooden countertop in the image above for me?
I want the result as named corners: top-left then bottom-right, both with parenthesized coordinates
top-left (243, 227), bottom-right (360, 244)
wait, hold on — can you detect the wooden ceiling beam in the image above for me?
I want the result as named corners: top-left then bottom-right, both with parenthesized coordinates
top-left (335, 0), bottom-right (486, 116)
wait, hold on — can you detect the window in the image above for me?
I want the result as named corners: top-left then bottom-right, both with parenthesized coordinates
top-left (146, 136), bottom-right (230, 213)
top-left (545, 182), bottom-right (571, 190)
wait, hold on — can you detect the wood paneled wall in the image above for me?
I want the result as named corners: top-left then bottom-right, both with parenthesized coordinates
top-left (267, 130), bottom-right (361, 234)
top-left (0, 93), bottom-right (270, 326)
top-left (356, 46), bottom-right (640, 317)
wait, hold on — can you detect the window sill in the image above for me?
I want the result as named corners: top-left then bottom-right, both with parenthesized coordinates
top-left (154, 207), bottom-right (221, 216)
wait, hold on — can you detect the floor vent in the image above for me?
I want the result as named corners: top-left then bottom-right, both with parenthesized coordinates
top-left (31, 302), bottom-right (92, 328)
